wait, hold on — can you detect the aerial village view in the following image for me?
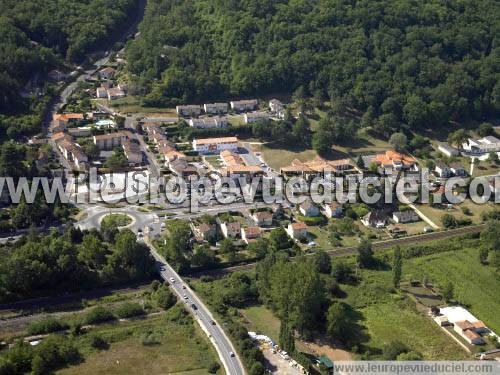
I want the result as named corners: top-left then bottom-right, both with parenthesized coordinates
top-left (0, 0), bottom-right (499, 374)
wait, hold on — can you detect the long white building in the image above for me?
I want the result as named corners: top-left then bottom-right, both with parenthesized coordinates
top-left (192, 137), bottom-right (238, 154)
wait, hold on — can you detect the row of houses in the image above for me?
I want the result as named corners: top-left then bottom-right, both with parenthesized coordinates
top-left (92, 131), bottom-right (143, 166)
top-left (192, 136), bottom-right (239, 154)
top-left (141, 123), bottom-right (187, 165)
top-left (361, 209), bottom-right (420, 228)
top-left (188, 116), bottom-right (228, 129)
top-left (176, 99), bottom-right (285, 118)
top-left (217, 150), bottom-right (264, 180)
top-left (463, 136), bottom-right (500, 155)
top-left (280, 157), bottom-right (354, 179)
top-left (435, 161), bottom-right (468, 178)
top-left (51, 132), bottom-right (88, 171)
top-left (176, 100), bottom-right (259, 117)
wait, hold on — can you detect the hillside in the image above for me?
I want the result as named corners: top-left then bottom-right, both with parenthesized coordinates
top-left (126, 0), bottom-right (499, 132)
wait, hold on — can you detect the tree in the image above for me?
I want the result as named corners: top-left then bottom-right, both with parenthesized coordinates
top-left (314, 250), bottom-right (331, 274)
top-left (389, 132), bottom-right (408, 152)
top-left (447, 129), bottom-right (469, 150)
top-left (442, 282), bottom-right (454, 302)
top-left (326, 302), bottom-right (356, 342)
top-left (279, 318), bottom-right (295, 354)
top-left (356, 155), bottom-right (365, 169)
top-left (478, 123), bottom-right (494, 137)
top-left (105, 148), bottom-right (128, 169)
top-left (392, 246), bottom-right (402, 288)
top-left (357, 239), bottom-right (374, 268)
top-left (77, 233), bottom-right (108, 270)
top-left (292, 114), bottom-right (310, 145)
top-left (479, 247), bottom-right (489, 265)
top-left (383, 340), bottom-right (409, 360)
top-left (269, 227), bottom-right (291, 250)
top-left (488, 152), bottom-right (499, 164)
top-left (441, 214), bottom-right (458, 228)
top-left (312, 128), bottom-right (331, 155)
top-left (220, 239), bottom-right (236, 255)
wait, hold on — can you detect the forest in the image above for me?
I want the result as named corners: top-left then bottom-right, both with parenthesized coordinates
top-left (127, 0), bottom-right (499, 133)
top-left (0, 0), bottom-right (137, 137)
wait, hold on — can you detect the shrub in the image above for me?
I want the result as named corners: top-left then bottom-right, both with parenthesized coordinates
top-left (115, 302), bottom-right (145, 319)
top-left (84, 306), bottom-right (116, 325)
top-left (382, 340), bottom-right (408, 360)
top-left (208, 361), bottom-right (221, 373)
top-left (89, 334), bottom-right (108, 350)
top-left (28, 318), bottom-right (68, 335)
top-left (141, 332), bottom-right (161, 346)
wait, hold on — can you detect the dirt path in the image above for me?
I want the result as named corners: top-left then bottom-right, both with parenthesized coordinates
top-left (298, 336), bottom-right (353, 361)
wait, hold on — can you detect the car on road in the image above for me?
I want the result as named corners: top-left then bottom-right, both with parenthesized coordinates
top-left (183, 294), bottom-right (188, 300)
top-left (169, 277), bottom-right (175, 283)
top-left (182, 285), bottom-right (187, 289)
top-left (229, 351), bottom-right (235, 357)
top-left (211, 320), bottom-right (216, 325)
top-left (191, 304), bottom-right (197, 310)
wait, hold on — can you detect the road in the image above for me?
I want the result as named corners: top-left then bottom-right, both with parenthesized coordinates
top-left (146, 240), bottom-right (245, 375)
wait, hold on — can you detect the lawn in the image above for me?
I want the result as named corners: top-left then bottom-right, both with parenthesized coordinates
top-left (240, 305), bottom-right (281, 343)
top-left (260, 144), bottom-right (318, 170)
top-left (99, 97), bottom-right (177, 115)
top-left (101, 213), bottom-right (133, 228)
top-left (57, 309), bottom-right (223, 374)
top-left (403, 247), bottom-right (500, 334)
top-left (416, 199), bottom-right (496, 227)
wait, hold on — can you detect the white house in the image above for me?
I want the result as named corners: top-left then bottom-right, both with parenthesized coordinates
top-left (192, 137), bottom-right (238, 154)
top-left (392, 210), bottom-right (419, 223)
top-left (269, 99), bottom-right (285, 119)
top-left (299, 200), bottom-right (320, 217)
top-left (96, 87), bottom-right (108, 98)
top-left (107, 87), bottom-right (125, 100)
top-left (449, 162), bottom-right (467, 177)
top-left (251, 211), bottom-right (273, 227)
top-left (286, 222), bottom-right (308, 241)
top-left (189, 117), bottom-right (228, 129)
top-left (230, 99), bottom-right (258, 112)
top-left (324, 202), bottom-right (343, 218)
top-left (453, 321), bottom-right (485, 345)
top-left (241, 226), bottom-right (262, 244)
top-left (361, 211), bottom-right (387, 228)
top-left (435, 161), bottom-right (453, 178)
top-left (462, 136), bottom-right (500, 155)
top-left (204, 102), bottom-right (228, 115)
top-left (122, 140), bottom-right (143, 166)
top-left (98, 67), bottom-right (116, 80)
top-left (244, 112), bottom-right (270, 124)
top-left (176, 105), bottom-right (202, 117)
top-left (437, 143), bottom-right (459, 157)
top-left (220, 221), bottom-right (241, 239)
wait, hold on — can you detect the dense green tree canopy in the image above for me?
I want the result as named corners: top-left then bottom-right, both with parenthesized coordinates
top-left (127, 0), bottom-right (499, 131)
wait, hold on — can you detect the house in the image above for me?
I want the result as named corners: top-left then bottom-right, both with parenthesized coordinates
top-left (373, 150), bottom-right (418, 173)
top-left (386, 224), bottom-right (407, 236)
top-left (122, 140), bottom-right (142, 165)
top-left (53, 113), bottom-right (84, 127)
top-left (251, 210), bottom-right (273, 227)
top-left (463, 136), bottom-right (500, 155)
top-left (220, 221), bottom-right (241, 238)
top-left (241, 226), bottom-right (262, 244)
top-left (392, 210), bottom-right (419, 223)
top-left (435, 161), bottom-right (453, 178)
top-left (107, 87), bottom-right (125, 100)
top-left (98, 67), bottom-right (116, 80)
top-left (286, 222), bottom-right (308, 241)
top-left (454, 321), bottom-right (484, 345)
top-left (188, 117), bottom-right (228, 128)
top-left (192, 137), bottom-right (238, 154)
top-left (176, 105), bottom-right (202, 117)
top-left (220, 150), bottom-right (245, 167)
top-left (219, 165), bottom-right (264, 180)
top-left (191, 222), bottom-right (216, 242)
top-left (96, 87), bottom-right (108, 98)
top-left (204, 102), bottom-right (228, 115)
top-left (89, 111), bottom-right (109, 121)
top-left (52, 132), bottom-right (88, 171)
top-left (230, 99), bottom-right (258, 112)
top-left (68, 127), bottom-right (92, 137)
top-left (449, 162), bottom-right (467, 177)
top-left (280, 157), bottom-right (354, 179)
top-left (93, 132), bottom-right (129, 150)
top-left (437, 143), bottom-right (459, 157)
top-left (361, 211), bottom-right (387, 228)
top-left (169, 159), bottom-right (199, 179)
top-left (490, 179), bottom-right (500, 197)
top-left (244, 112), bottom-right (269, 124)
top-left (299, 200), bottom-right (320, 217)
top-left (269, 99), bottom-right (285, 119)
top-left (324, 202), bottom-right (343, 218)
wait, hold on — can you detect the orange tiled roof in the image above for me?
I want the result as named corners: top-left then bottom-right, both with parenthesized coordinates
top-left (194, 137), bottom-right (238, 145)
top-left (53, 113), bottom-right (84, 122)
top-left (374, 150), bottom-right (416, 167)
top-left (290, 222), bottom-right (307, 230)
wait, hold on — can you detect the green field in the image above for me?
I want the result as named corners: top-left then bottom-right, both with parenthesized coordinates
top-left (404, 247), bottom-right (500, 334)
top-left (341, 245), bottom-right (499, 358)
top-left (101, 213), bottom-right (133, 228)
top-left (57, 308), bottom-right (223, 375)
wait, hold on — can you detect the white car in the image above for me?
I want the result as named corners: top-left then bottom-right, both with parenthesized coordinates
top-left (229, 351), bottom-right (235, 357)
top-left (183, 294), bottom-right (188, 300)
top-left (169, 277), bottom-right (175, 283)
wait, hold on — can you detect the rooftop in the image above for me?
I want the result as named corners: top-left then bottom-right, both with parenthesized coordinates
top-left (194, 136), bottom-right (238, 145)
